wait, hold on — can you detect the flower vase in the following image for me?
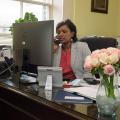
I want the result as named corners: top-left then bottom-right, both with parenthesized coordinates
top-left (96, 73), bottom-right (120, 117)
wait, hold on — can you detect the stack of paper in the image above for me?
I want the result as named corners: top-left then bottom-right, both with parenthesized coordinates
top-left (64, 85), bottom-right (99, 100)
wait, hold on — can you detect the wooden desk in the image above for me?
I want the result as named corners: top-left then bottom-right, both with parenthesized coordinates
top-left (0, 79), bottom-right (119, 120)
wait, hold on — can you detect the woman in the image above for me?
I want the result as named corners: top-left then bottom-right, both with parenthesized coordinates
top-left (53, 19), bottom-right (92, 81)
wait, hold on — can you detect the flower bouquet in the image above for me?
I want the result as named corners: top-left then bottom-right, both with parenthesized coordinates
top-left (84, 47), bottom-right (120, 116)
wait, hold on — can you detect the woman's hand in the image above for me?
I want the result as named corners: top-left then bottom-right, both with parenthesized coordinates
top-left (53, 36), bottom-right (62, 53)
top-left (53, 43), bottom-right (59, 53)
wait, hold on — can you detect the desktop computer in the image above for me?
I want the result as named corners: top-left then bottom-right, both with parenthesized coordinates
top-left (12, 20), bottom-right (54, 84)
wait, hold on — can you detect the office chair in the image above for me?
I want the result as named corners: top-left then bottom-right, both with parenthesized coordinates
top-left (80, 36), bottom-right (118, 78)
top-left (79, 36), bottom-right (118, 52)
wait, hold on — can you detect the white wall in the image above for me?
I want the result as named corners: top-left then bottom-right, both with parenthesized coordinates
top-left (52, 0), bottom-right (74, 35)
top-left (52, 0), bottom-right (63, 34)
top-left (63, 0), bottom-right (74, 21)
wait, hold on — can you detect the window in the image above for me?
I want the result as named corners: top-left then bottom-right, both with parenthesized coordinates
top-left (0, 0), bottom-right (20, 34)
top-left (0, 0), bottom-right (52, 45)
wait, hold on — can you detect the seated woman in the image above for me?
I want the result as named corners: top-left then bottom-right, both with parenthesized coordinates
top-left (53, 19), bottom-right (92, 81)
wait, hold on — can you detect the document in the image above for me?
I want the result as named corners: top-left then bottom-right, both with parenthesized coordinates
top-left (64, 85), bottom-right (99, 100)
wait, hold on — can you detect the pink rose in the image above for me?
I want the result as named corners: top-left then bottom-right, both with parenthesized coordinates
top-left (103, 65), bottom-right (115, 75)
top-left (84, 61), bottom-right (93, 71)
top-left (84, 56), bottom-right (93, 71)
top-left (84, 47), bottom-right (120, 76)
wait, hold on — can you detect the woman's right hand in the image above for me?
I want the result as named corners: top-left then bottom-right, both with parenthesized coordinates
top-left (53, 42), bottom-right (59, 53)
top-left (53, 36), bottom-right (61, 53)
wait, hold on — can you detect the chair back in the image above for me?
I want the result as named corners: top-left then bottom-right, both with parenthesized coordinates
top-left (80, 37), bottom-right (118, 52)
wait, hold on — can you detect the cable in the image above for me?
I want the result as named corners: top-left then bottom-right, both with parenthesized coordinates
top-left (0, 62), bottom-right (15, 76)
top-left (0, 56), bottom-right (15, 76)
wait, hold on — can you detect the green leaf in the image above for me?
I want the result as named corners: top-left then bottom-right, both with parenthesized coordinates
top-left (9, 12), bottom-right (38, 35)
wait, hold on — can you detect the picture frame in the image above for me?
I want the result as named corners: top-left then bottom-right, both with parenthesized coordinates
top-left (91, 0), bottom-right (108, 14)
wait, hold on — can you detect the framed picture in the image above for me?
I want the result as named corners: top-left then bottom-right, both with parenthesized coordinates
top-left (91, 0), bottom-right (108, 14)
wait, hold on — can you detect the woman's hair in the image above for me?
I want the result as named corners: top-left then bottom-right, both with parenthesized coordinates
top-left (56, 19), bottom-right (78, 43)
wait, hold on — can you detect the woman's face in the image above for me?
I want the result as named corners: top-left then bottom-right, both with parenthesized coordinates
top-left (56, 25), bottom-right (74, 44)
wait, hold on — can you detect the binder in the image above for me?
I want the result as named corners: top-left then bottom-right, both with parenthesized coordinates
top-left (53, 89), bottom-right (94, 104)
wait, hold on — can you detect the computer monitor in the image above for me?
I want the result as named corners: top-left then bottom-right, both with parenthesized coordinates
top-left (13, 20), bottom-right (54, 74)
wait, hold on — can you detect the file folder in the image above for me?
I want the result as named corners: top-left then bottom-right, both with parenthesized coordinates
top-left (53, 89), bottom-right (94, 104)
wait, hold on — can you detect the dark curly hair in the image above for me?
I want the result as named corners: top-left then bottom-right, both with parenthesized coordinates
top-left (56, 19), bottom-right (78, 43)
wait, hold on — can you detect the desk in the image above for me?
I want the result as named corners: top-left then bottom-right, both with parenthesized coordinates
top-left (0, 78), bottom-right (119, 120)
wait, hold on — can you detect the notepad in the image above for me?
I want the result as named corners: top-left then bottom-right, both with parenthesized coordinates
top-left (53, 89), bottom-right (93, 104)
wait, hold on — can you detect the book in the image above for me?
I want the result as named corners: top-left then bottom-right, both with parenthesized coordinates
top-left (53, 89), bottom-right (94, 104)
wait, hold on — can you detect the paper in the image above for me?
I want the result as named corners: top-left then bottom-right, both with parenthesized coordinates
top-left (20, 74), bottom-right (36, 83)
top-left (64, 85), bottom-right (99, 100)
top-left (68, 78), bottom-right (100, 87)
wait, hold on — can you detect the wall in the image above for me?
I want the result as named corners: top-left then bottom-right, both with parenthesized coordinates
top-left (63, 0), bottom-right (74, 21)
top-left (53, 0), bottom-right (120, 38)
top-left (73, 0), bottom-right (119, 37)
top-left (52, 0), bottom-right (74, 35)
top-left (52, 0), bottom-right (63, 34)
top-left (52, 0), bottom-right (74, 23)
top-left (117, 0), bottom-right (120, 36)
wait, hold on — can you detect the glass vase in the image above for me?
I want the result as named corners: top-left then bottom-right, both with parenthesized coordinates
top-left (96, 73), bottom-right (120, 117)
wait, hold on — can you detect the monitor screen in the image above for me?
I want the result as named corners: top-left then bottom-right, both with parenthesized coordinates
top-left (13, 20), bottom-right (54, 74)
